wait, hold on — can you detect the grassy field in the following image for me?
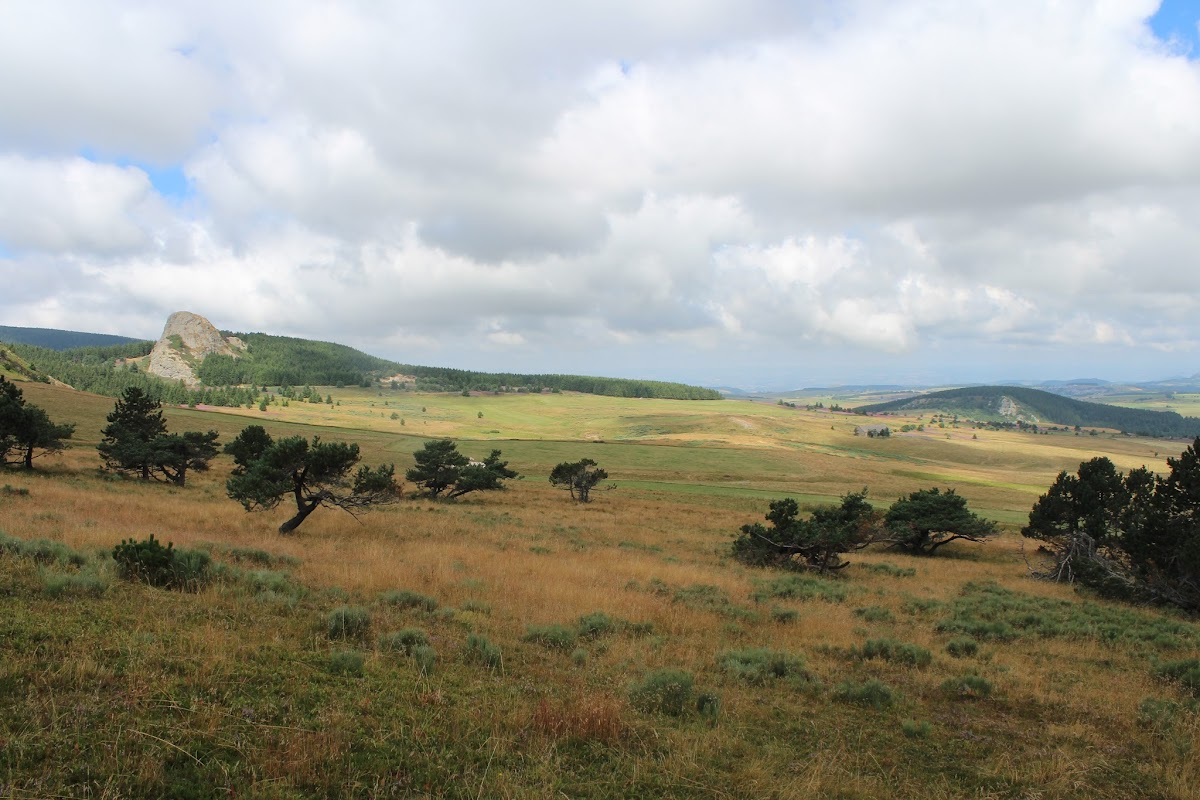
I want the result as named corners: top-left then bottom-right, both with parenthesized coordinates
top-left (2, 382), bottom-right (1199, 798)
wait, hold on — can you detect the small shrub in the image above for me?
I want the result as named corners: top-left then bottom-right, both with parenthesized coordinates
top-left (461, 599), bottom-right (491, 614)
top-left (1154, 659), bottom-right (1200, 696)
top-left (171, 548), bottom-right (212, 591)
top-left (853, 638), bottom-right (931, 668)
top-left (718, 648), bottom-right (815, 686)
top-left (901, 718), bottom-right (932, 738)
top-left (571, 647), bottom-right (588, 667)
top-left (412, 645), bottom-right (436, 676)
top-left (751, 574), bottom-right (847, 604)
top-left (854, 606), bottom-right (895, 623)
top-left (327, 649), bottom-right (365, 676)
top-left (696, 692), bottom-right (720, 722)
top-left (380, 589), bottom-right (438, 612)
top-left (326, 606), bottom-right (371, 640)
top-left (380, 628), bottom-right (430, 655)
top-left (113, 534), bottom-right (176, 586)
top-left (833, 678), bottom-right (896, 709)
top-left (860, 562), bottom-right (916, 578)
top-left (946, 637), bottom-right (979, 658)
top-left (1, 484), bottom-right (30, 497)
top-left (577, 612), bottom-right (616, 639)
top-left (465, 634), bottom-right (502, 671)
top-left (629, 669), bottom-right (694, 717)
top-left (41, 569), bottom-right (109, 598)
top-left (1, 533), bottom-right (86, 567)
top-left (1138, 697), bottom-right (1181, 735)
top-left (771, 607), bottom-right (799, 624)
top-left (942, 674), bottom-right (993, 699)
top-left (523, 624), bottom-right (578, 650)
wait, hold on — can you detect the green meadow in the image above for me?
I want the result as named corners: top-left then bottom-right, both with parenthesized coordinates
top-left (2, 382), bottom-right (1198, 798)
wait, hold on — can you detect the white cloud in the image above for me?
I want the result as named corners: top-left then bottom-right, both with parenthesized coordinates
top-left (2, 0), bottom-right (1200, 386)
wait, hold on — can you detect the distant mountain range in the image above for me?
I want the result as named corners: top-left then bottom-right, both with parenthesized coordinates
top-left (856, 385), bottom-right (1200, 439)
top-left (0, 325), bottom-right (143, 350)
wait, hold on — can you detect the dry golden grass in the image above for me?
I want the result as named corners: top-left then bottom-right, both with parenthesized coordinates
top-left (4, 385), bottom-right (1200, 797)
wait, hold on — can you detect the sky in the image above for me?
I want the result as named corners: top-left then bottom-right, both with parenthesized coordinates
top-left (2, 1), bottom-right (1199, 390)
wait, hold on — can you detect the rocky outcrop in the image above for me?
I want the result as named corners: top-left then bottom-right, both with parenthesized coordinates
top-left (146, 311), bottom-right (244, 387)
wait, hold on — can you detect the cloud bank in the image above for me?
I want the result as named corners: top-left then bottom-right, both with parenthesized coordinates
top-left (2, 0), bottom-right (1199, 387)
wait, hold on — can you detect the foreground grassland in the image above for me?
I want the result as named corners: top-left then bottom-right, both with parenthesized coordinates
top-left (3, 384), bottom-right (1199, 798)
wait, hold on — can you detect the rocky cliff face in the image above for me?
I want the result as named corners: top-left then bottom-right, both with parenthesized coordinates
top-left (146, 311), bottom-right (244, 387)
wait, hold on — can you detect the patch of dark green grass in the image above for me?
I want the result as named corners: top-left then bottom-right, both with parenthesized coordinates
top-left (853, 606), bottom-right (895, 623)
top-left (0, 531), bottom-right (87, 567)
top-left (327, 649), bottom-right (365, 676)
top-left (717, 648), bottom-right (821, 689)
top-left (629, 669), bottom-right (694, 717)
top-left (937, 582), bottom-right (1200, 649)
top-left (945, 637), bottom-right (979, 658)
top-left (326, 606), bottom-right (371, 640)
top-left (859, 562), bottom-right (917, 578)
top-left (941, 674), bottom-right (993, 699)
top-left (576, 611), bottom-right (617, 639)
top-left (379, 628), bottom-right (429, 655)
top-left (1153, 659), bottom-right (1200, 696)
top-left (464, 634), bottom-right (503, 671)
top-left (751, 574), bottom-right (848, 604)
top-left (851, 638), bottom-right (931, 668)
top-left (40, 567), bottom-right (109, 598)
top-left (833, 678), bottom-right (896, 709)
top-left (770, 606), bottom-right (799, 624)
top-left (380, 589), bottom-right (438, 612)
top-left (523, 624), bottom-right (578, 650)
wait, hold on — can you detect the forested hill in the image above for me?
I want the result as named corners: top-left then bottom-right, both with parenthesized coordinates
top-left (3, 332), bottom-right (721, 401)
top-left (856, 385), bottom-right (1200, 439)
top-left (199, 332), bottom-right (720, 399)
top-left (0, 325), bottom-right (143, 350)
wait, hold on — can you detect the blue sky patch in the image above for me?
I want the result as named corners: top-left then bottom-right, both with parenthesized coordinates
top-left (1149, 0), bottom-right (1200, 58)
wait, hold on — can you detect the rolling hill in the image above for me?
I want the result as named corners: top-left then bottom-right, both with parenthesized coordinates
top-left (856, 385), bottom-right (1200, 439)
top-left (0, 325), bottom-right (143, 350)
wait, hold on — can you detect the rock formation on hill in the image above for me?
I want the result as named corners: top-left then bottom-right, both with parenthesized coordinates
top-left (146, 311), bottom-right (245, 387)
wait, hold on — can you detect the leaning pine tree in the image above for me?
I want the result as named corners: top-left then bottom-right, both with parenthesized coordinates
top-left (225, 425), bottom-right (399, 534)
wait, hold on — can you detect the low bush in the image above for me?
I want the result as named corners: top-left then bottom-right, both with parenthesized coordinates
top-left (577, 612), bottom-right (617, 639)
top-left (946, 637), bottom-right (979, 658)
top-left (112, 534), bottom-right (211, 590)
top-left (1, 531), bottom-right (87, 567)
top-left (1138, 697), bottom-right (1182, 735)
top-left (717, 648), bottom-right (817, 688)
top-left (901, 718), bottom-right (932, 738)
top-left (751, 574), bottom-right (848, 604)
top-left (833, 678), bottom-right (896, 709)
top-left (1153, 659), bottom-right (1200, 696)
top-left (942, 674), bottom-right (993, 699)
top-left (770, 607), bottom-right (799, 624)
top-left (629, 669), bottom-right (694, 717)
top-left (380, 589), bottom-right (438, 612)
top-left (41, 568), bottom-right (109, 598)
top-left (412, 645), bottom-right (436, 676)
top-left (523, 624), bottom-right (578, 650)
top-left (860, 562), bottom-right (917, 578)
top-left (380, 628), bottom-right (430, 655)
top-left (852, 638), bottom-right (931, 668)
top-left (327, 649), bottom-right (365, 676)
top-left (465, 634), bottom-right (503, 671)
top-left (853, 606), bottom-right (895, 623)
top-left (326, 606), bottom-right (371, 640)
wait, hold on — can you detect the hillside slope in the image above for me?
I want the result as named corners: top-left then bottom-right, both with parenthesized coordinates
top-left (0, 325), bottom-right (142, 350)
top-left (856, 385), bottom-right (1200, 439)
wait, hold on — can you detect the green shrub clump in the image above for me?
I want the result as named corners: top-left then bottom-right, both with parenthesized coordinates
top-left (379, 628), bottom-right (430, 655)
top-left (852, 638), bottom-right (932, 667)
top-left (327, 649), bottom-right (365, 676)
top-left (523, 624), bottom-right (578, 650)
top-left (853, 606), bottom-right (895, 623)
top-left (717, 648), bottom-right (818, 688)
top-left (946, 637), bottom-right (979, 658)
top-left (112, 534), bottom-right (211, 590)
top-left (576, 612), bottom-right (617, 639)
top-left (380, 589), bottom-right (439, 612)
top-left (326, 606), bottom-right (371, 640)
top-left (942, 674), bottom-right (994, 699)
top-left (1153, 659), bottom-right (1200, 696)
top-left (629, 669), bottom-right (695, 717)
top-left (465, 634), bottom-right (503, 671)
top-left (833, 678), bottom-right (896, 709)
